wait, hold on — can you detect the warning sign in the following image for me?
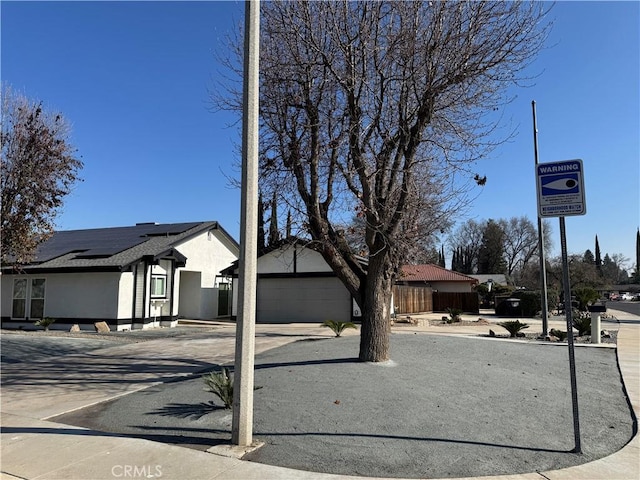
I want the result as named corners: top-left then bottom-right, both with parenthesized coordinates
top-left (536, 159), bottom-right (586, 217)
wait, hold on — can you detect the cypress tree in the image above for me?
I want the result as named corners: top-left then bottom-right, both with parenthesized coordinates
top-left (595, 235), bottom-right (602, 275)
top-left (268, 192), bottom-right (280, 247)
top-left (636, 228), bottom-right (640, 282)
top-left (257, 191), bottom-right (266, 254)
top-left (286, 210), bottom-right (292, 239)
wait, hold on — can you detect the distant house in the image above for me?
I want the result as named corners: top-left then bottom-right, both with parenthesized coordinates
top-left (224, 240), bottom-right (362, 323)
top-left (398, 264), bottom-right (478, 292)
top-left (225, 245), bottom-right (481, 323)
top-left (468, 274), bottom-right (509, 289)
top-left (0, 222), bottom-right (238, 331)
top-left (395, 264), bottom-right (479, 314)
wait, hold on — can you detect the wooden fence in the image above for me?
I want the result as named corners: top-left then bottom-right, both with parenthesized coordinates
top-left (433, 292), bottom-right (479, 313)
top-left (393, 285), bottom-right (433, 314)
top-left (393, 287), bottom-right (480, 314)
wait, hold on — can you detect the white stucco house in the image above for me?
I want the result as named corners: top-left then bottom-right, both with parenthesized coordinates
top-left (224, 241), bottom-right (362, 323)
top-left (1, 221), bottom-right (239, 331)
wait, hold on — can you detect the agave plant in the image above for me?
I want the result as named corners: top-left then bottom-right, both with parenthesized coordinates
top-left (497, 320), bottom-right (529, 338)
top-left (446, 308), bottom-right (463, 323)
top-left (34, 317), bottom-right (55, 331)
top-left (549, 328), bottom-right (568, 341)
top-left (203, 367), bottom-right (234, 409)
top-left (321, 320), bottom-right (357, 337)
top-left (572, 310), bottom-right (591, 336)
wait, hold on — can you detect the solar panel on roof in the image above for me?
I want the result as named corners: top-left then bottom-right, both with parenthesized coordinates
top-left (31, 222), bottom-right (204, 262)
top-left (141, 222), bottom-right (201, 237)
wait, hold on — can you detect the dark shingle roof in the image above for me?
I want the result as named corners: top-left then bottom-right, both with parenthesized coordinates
top-left (3, 221), bottom-right (236, 273)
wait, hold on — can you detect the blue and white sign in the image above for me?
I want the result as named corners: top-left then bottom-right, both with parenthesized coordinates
top-left (536, 159), bottom-right (586, 217)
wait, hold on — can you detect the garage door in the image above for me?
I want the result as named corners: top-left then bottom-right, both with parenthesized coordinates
top-left (257, 277), bottom-right (351, 323)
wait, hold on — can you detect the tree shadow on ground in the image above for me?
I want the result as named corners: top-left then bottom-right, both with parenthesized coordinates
top-left (147, 401), bottom-right (226, 419)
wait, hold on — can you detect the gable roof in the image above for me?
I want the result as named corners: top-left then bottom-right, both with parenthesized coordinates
top-left (2, 221), bottom-right (238, 273)
top-left (468, 274), bottom-right (509, 285)
top-left (399, 264), bottom-right (478, 284)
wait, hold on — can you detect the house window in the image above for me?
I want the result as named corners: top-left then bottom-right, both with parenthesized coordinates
top-left (151, 274), bottom-right (167, 298)
top-left (12, 279), bottom-right (27, 319)
top-left (30, 278), bottom-right (46, 319)
top-left (11, 278), bottom-right (46, 319)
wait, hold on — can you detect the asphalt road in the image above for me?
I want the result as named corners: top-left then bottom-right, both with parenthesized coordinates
top-left (52, 333), bottom-right (635, 479)
top-left (610, 301), bottom-right (640, 318)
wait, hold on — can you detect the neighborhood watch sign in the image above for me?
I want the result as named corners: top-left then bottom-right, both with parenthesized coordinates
top-left (536, 159), bottom-right (586, 217)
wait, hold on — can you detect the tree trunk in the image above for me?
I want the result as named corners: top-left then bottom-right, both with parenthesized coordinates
top-left (359, 253), bottom-right (393, 362)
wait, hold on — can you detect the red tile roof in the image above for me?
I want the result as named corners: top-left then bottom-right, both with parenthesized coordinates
top-left (399, 264), bottom-right (478, 283)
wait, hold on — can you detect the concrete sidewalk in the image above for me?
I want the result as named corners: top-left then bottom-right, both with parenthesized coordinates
top-left (1, 310), bottom-right (638, 480)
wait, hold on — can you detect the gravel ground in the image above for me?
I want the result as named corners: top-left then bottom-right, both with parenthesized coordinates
top-left (52, 333), bottom-right (635, 479)
top-left (0, 326), bottom-right (222, 363)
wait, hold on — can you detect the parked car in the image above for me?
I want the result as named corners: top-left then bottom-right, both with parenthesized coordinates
top-left (609, 293), bottom-right (620, 301)
top-left (620, 292), bottom-right (634, 301)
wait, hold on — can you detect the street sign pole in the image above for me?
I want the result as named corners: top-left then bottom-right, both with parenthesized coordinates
top-left (559, 216), bottom-right (582, 454)
top-left (536, 157), bottom-right (586, 454)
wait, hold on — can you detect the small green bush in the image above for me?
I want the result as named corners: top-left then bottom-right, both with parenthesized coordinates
top-left (34, 317), bottom-right (55, 331)
top-left (203, 368), bottom-right (234, 409)
top-left (497, 320), bottom-right (529, 338)
top-left (322, 320), bottom-right (357, 337)
top-left (446, 308), bottom-right (463, 323)
top-left (572, 310), bottom-right (591, 336)
top-left (573, 288), bottom-right (600, 311)
top-left (549, 328), bottom-right (568, 341)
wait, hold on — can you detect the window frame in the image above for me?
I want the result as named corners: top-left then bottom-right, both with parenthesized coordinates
top-left (30, 278), bottom-right (46, 319)
top-left (12, 278), bottom-right (28, 319)
top-left (11, 277), bottom-right (46, 319)
top-left (150, 274), bottom-right (167, 299)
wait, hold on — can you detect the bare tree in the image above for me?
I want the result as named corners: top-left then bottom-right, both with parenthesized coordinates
top-left (501, 216), bottom-right (549, 277)
top-left (217, 1), bottom-right (549, 361)
top-left (1, 86), bottom-right (83, 264)
top-left (448, 219), bottom-right (485, 273)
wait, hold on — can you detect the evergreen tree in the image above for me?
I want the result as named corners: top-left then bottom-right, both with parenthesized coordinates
top-left (477, 219), bottom-right (506, 274)
top-left (451, 248), bottom-right (459, 272)
top-left (257, 191), bottom-right (266, 253)
top-left (286, 210), bottom-right (292, 239)
top-left (268, 192), bottom-right (280, 247)
top-left (439, 245), bottom-right (446, 267)
top-left (595, 235), bottom-right (602, 275)
top-left (635, 229), bottom-right (640, 282)
top-left (583, 249), bottom-right (595, 265)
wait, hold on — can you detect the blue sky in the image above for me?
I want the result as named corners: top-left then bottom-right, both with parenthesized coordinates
top-left (2, 1), bottom-right (639, 271)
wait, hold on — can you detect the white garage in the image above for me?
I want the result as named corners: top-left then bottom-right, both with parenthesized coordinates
top-left (257, 276), bottom-right (352, 323)
top-left (226, 241), bottom-right (360, 324)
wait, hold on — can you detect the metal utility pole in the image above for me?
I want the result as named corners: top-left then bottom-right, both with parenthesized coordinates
top-left (532, 101), bottom-right (550, 336)
top-left (232, 0), bottom-right (260, 447)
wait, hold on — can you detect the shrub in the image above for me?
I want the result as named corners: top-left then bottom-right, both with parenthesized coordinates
top-left (572, 310), bottom-right (591, 336)
top-left (322, 320), bottom-right (357, 337)
top-left (203, 368), bottom-right (234, 409)
top-left (549, 328), bottom-right (568, 341)
top-left (514, 291), bottom-right (541, 316)
top-left (573, 287), bottom-right (600, 311)
top-left (34, 317), bottom-right (55, 331)
top-left (497, 320), bottom-right (529, 338)
top-left (446, 308), bottom-right (462, 323)
top-left (495, 291), bottom-right (542, 317)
